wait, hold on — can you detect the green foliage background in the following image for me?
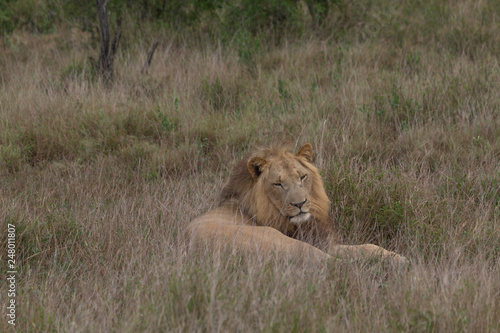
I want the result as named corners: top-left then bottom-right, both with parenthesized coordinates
top-left (3, 0), bottom-right (500, 59)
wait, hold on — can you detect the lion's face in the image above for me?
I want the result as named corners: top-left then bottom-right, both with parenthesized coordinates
top-left (247, 143), bottom-right (319, 226)
top-left (263, 158), bottom-right (313, 224)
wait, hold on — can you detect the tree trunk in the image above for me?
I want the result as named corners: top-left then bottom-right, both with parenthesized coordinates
top-left (96, 0), bottom-right (121, 86)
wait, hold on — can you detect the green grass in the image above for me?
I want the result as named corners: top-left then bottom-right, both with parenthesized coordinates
top-left (1, 1), bottom-right (500, 331)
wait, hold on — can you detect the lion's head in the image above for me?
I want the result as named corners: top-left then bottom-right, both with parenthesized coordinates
top-left (220, 143), bottom-right (331, 235)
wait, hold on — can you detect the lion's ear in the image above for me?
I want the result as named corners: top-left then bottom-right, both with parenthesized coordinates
top-left (296, 143), bottom-right (313, 162)
top-left (247, 157), bottom-right (268, 181)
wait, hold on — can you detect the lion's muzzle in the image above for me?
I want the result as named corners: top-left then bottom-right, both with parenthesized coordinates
top-left (289, 211), bottom-right (311, 224)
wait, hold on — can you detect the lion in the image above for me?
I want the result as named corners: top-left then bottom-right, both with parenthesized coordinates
top-left (186, 143), bottom-right (407, 264)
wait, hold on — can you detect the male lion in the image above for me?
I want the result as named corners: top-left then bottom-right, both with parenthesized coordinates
top-left (187, 143), bottom-right (407, 263)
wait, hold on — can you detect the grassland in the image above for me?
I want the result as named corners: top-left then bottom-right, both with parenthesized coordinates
top-left (1, 1), bottom-right (499, 331)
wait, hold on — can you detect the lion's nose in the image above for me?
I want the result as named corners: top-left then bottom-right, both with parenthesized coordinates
top-left (291, 199), bottom-right (307, 209)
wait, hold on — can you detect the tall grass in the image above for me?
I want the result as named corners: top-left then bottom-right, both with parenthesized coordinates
top-left (1, 0), bottom-right (499, 331)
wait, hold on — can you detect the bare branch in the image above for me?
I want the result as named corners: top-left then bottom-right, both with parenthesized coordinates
top-left (141, 40), bottom-right (160, 75)
top-left (111, 16), bottom-right (122, 58)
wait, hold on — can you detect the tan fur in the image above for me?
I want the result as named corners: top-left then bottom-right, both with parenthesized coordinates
top-left (187, 143), bottom-right (408, 264)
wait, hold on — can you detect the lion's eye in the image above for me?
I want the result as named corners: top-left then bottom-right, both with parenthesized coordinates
top-left (300, 175), bottom-right (307, 182)
top-left (273, 183), bottom-right (283, 188)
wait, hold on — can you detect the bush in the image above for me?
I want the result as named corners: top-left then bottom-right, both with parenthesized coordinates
top-left (2, 0), bottom-right (60, 33)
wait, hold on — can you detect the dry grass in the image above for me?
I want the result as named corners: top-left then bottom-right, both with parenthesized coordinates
top-left (1, 1), bottom-right (500, 331)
